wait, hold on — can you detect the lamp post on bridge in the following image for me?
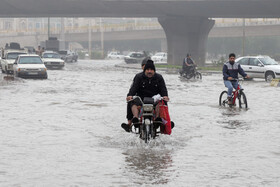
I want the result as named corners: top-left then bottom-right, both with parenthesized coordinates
top-left (99, 18), bottom-right (104, 59)
top-left (48, 17), bottom-right (50, 40)
top-left (242, 18), bottom-right (245, 56)
top-left (88, 19), bottom-right (92, 59)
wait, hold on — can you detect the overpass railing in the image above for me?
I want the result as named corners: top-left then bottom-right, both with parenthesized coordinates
top-left (1, 18), bottom-right (280, 37)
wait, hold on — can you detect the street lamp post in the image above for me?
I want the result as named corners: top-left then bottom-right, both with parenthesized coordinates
top-left (88, 19), bottom-right (92, 59)
top-left (48, 17), bottom-right (50, 39)
top-left (242, 18), bottom-right (245, 56)
top-left (100, 18), bottom-right (104, 59)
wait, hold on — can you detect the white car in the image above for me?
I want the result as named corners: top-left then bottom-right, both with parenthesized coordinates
top-left (107, 52), bottom-right (124, 59)
top-left (151, 52), bottom-right (167, 63)
top-left (236, 55), bottom-right (280, 82)
top-left (1, 50), bottom-right (27, 74)
top-left (13, 54), bottom-right (48, 79)
top-left (42, 52), bottom-right (65, 69)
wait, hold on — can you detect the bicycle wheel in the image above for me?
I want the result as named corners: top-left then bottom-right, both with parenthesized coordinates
top-left (194, 72), bottom-right (202, 79)
top-left (219, 91), bottom-right (229, 107)
top-left (238, 92), bottom-right (248, 108)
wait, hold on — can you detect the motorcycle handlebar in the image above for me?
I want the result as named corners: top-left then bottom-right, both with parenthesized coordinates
top-left (127, 96), bottom-right (167, 104)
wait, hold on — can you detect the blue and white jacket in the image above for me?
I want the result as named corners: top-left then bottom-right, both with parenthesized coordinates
top-left (223, 61), bottom-right (247, 80)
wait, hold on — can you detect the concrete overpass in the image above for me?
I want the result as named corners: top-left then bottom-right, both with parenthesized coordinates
top-left (1, 0), bottom-right (280, 65)
top-left (2, 23), bottom-right (280, 50)
top-left (5, 23), bottom-right (280, 42)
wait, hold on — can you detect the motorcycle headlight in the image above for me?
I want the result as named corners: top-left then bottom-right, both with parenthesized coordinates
top-left (144, 119), bottom-right (151, 125)
top-left (143, 104), bottom-right (153, 112)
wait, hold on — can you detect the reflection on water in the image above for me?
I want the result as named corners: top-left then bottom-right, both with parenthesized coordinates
top-left (123, 148), bottom-right (173, 185)
top-left (218, 107), bottom-right (251, 129)
top-left (0, 60), bottom-right (280, 186)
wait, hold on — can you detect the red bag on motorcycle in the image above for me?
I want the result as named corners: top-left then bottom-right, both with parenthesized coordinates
top-left (159, 100), bottom-right (172, 135)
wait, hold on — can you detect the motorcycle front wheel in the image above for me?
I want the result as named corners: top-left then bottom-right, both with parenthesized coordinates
top-left (194, 72), bottom-right (202, 79)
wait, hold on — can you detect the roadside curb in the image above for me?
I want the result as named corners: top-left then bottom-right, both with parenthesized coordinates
top-left (115, 63), bottom-right (222, 75)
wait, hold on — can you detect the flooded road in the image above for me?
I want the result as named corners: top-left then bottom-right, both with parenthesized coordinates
top-left (0, 60), bottom-right (279, 186)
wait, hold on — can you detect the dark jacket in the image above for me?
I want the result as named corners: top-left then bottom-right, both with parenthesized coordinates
top-left (223, 61), bottom-right (247, 80)
top-left (182, 57), bottom-right (194, 70)
top-left (127, 72), bottom-right (168, 100)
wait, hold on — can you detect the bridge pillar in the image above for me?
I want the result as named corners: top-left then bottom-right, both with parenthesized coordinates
top-left (158, 16), bottom-right (215, 66)
top-left (160, 38), bottom-right (167, 52)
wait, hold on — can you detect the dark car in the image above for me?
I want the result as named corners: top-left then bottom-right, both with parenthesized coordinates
top-left (124, 52), bottom-right (148, 64)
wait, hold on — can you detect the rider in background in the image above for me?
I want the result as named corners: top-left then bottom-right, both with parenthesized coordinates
top-left (182, 54), bottom-right (195, 75)
top-left (223, 53), bottom-right (249, 104)
top-left (122, 60), bottom-right (169, 132)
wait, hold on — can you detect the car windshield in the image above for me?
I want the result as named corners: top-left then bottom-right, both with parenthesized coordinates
top-left (19, 56), bottom-right (43, 64)
top-left (259, 57), bottom-right (279, 65)
top-left (7, 52), bottom-right (26, 59)
top-left (42, 53), bottom-right (60, 58)
top-left (155, 53), bottom-right (164, 57)
top-left (58, 51), bottom-right (67, 55)
top-left (131, 53), bottom-right (144, 58)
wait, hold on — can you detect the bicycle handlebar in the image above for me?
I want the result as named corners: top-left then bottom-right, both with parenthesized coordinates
top-left (231, 78), bottom-right (246, 81)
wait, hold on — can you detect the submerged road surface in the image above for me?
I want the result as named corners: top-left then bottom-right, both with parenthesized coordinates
top-left (0, 60), bottom-right (279, 186)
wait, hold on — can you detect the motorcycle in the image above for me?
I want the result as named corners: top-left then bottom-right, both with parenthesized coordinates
top-left (128, 96), bottom-right (164, 143)
top-left (180, 65), bottom-right (202, 79)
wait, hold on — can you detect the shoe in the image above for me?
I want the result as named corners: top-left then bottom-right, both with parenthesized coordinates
top-left (132, 117), bottom-right (140, 128)
top-left (154, 117), bottom-right (162, 129)
top-left (121, 123), bottom-right (131, 133)
top-left (155, 117), bottom-right (162, 122)
top-left (171, 121), bottom-right (175, 129)
top-left (227, 97), bottom-right (232, 105)
top-left (132, 117), bottom-right (139, 124)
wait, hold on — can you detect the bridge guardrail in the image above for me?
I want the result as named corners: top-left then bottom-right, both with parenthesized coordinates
top-left (1, 19), bottom-right (280, 37)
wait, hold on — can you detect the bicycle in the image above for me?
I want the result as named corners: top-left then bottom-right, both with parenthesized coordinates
top-left (219, 78), bottom-right (248, 108)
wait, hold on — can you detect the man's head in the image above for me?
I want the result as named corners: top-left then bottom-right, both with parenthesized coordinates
top-left (141, 57), bottom-right (150, 70)
top-left (229, 53), bottom-right (236, 64)
top-left (144, 60), bottom-right (155, 78)
top-left (187, 54), bottom-right (191, 58)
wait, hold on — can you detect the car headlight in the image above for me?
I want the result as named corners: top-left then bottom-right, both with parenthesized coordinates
top-left (41, 68), bottom-right (47, 71)
top-left (18, 68), bottom-right (25, 72)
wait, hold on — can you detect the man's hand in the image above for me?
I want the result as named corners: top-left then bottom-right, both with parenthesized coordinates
top-left (126, 96), bottom-right (133, 101)
top-left (163, 96), bottom-right (169, 102)
top-left (245, 75), bottom-right (250, 79)
top-left (228, 77), bottom-right (233, 80)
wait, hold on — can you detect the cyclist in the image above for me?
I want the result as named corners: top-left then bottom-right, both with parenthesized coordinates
top-left (122, 60), bottom-right (169, 132)
top-left (223, 53), bottom-right (249, 104)
top-left (181, 53), bottom-right (195, 76)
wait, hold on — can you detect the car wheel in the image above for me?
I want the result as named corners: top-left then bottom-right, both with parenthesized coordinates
top-left (265, 72), bottom-right (275, 82)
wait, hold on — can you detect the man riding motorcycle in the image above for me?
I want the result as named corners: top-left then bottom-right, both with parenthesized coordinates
top-left (122, 60), bottom-right (171, 132)
top-left (182, 54), bottom-right (195, 75)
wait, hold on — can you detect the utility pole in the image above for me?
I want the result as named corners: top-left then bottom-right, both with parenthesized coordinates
top-left (100, 18), bottom-right (104, 59)
top-left (60, 18), bottom-right (65, 50)
top-left (242, 18), bottom-right (245, 56)
top-left (48, 17), bottom-right (50, 39)
top-left (88, 19), bottom-right (92, 59)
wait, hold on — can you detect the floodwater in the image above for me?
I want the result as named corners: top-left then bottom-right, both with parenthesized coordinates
top-left (0, 60), bottom-right (279, 186)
